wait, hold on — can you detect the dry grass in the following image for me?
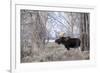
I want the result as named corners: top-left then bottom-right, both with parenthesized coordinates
top-left (21, 42), bottom-right (89, 63)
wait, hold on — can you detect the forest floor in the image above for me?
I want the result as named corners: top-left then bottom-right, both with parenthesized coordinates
top-left (21, 42), bottom-right (89, 63)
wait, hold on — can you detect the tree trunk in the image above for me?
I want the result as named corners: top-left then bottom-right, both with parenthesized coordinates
top-left (31, 11), bottom-right (48, 56)
top-left (80, 13), bottom-right (90, 51)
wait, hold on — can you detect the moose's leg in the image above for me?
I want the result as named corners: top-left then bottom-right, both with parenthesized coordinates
top-left (64, 45), bottom-right (70, 50)
top-left (67, 48), bottom-right (70, 50)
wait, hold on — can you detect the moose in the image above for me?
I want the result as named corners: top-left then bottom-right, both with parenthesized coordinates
top-left (55, 36), bottom-right (81, 50)
top-left (55, 32), bottom-right (81, 50)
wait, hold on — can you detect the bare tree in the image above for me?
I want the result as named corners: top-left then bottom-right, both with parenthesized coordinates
top-left (31, 11), bottom-right (48, 56)
top-left (47, 12), bottom-right (71, 38)
top-left (80, 13), bottom-right (90, 51)
top-left (21, 10), bottom-right (48, 59)
top-left (21, 10), bottom-right (34, 59)
top-left (64, 12), bottom-right (81, 38)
